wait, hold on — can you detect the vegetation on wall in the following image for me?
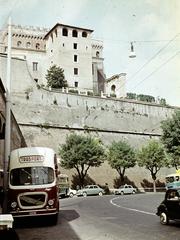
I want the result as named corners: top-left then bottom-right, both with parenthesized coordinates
top-left (46, 65), bottom-right (68, 88)
top-left (126, 92), bottom-right (167, 105)
top-left (161, 110), bottom-right (180, 169)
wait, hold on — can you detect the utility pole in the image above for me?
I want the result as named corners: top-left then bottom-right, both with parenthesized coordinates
top-left (3, 17), bottom-right (12, 213)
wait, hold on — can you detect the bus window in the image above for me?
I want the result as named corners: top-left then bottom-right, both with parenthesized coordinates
top-left (10, 167), bottom-right (54, 186)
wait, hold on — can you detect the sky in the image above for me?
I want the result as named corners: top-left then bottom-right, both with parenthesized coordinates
top-left (0, 0), bottom-right (180, 106)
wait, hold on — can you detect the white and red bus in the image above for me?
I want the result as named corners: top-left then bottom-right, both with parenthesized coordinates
top-left (7, 147), bottom-right (59, 224)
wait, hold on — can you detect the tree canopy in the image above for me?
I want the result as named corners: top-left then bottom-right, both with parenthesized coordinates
top-left (161, 111), bottom-right (180, 169)
top-left (137, 139), bottom-right (169, 192)
top-left (107, 140), bottom-right (136, 183)
top-left (59, 133), bottom-right (105, 187)
top-left (46, 65), bottom-right (67, 88)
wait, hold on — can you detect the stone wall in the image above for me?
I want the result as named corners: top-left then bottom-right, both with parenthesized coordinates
top-left (10, 86), bottom-right (179, 188)
top-left (0, 54), bottom-right (179, 189)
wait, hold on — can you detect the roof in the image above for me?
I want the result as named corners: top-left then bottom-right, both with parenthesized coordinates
top-left (106, 73), bottom-right (126, 83)
top-left (44, 23), bottom-right (94, 39)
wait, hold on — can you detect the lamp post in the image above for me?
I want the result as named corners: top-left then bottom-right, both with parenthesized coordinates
top-left (129, 42), bottom-right (136, 58)
top-left (3, 17), bottom-right (12, 213)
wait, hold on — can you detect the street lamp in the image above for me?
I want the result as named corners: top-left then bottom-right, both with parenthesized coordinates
top-left (129, 42), bottom-right (136, 58)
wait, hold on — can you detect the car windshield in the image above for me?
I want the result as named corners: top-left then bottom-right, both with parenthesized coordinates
top-left (10, 167), bottom-right (54, 186)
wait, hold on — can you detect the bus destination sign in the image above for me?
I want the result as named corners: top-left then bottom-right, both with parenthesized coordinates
top-left (19, 155), bottom-right (44, 163)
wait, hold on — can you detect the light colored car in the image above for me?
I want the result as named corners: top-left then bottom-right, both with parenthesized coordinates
top-left (115, 184), bottom-right (136, 195)
top-left (76, 185), bottom-right (104, 197)
top-left (67, 188), bottom-right (77, 198)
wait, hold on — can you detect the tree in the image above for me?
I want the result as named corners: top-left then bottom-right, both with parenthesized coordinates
top-left (107, 140), bottom-right (136, 183)
top-left (161, 111), bottom-right (180, 169)
top-left (59, 133), bottom-right (105, 187)
top-left (46, 65), bottom-right (67, 88)
top-left (137, 140), bottom-right (169, 192)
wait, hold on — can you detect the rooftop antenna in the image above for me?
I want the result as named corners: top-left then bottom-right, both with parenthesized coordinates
top-left (129, 42), bottom-right (136, 58)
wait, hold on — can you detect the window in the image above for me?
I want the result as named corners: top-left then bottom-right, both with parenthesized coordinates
top-left (62, 28), bottom-right (68, 36)
top-left (36, 43), bottom-right (40, 50)
top-left (33, 62), bottom-right (38, 71)
top-left (26, 42), bottom-right (31, 48)
top-left (74, 68), bottom-right (78, 75)
top-left (74, 55), bottom-right (78, 62)
top-left (74, 81), bottom-right (78, 87)
top-left (17, 41), bottom-right (22, 47)
top-left (72, 30), bottom-right (78, 37)
top-left (73, 43), bottom-right (77, 49)
top-left (96, 51), bottom-right (100, 57)
top-left (82, 31), bottom-right (87, 38)
top-left (111, 85), bottom-right (116, 92)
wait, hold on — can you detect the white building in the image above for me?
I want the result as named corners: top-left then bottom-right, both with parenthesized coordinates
top-left (0, 22), bottom-right (125, 96)
top-left (105, 73), bottom-right (126, 98)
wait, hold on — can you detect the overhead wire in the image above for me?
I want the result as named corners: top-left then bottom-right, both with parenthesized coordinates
top-left (114, 33), bottom-right (180, 94)
top-left (86, 33), bottom-right (180, 121)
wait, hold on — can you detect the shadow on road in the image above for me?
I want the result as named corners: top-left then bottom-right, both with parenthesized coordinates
top-left (15, 210), bottom-right (81, 240)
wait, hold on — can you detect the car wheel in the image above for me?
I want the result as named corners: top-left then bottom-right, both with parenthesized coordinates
top-left (120, 191), bottom-right (124, 195)
top-left (99, 191), bottom-right (103, 196)
top-left (69, 192), bottom-right (74, 198)
top-left (160, 212), bottom-right (169, 225)
top-left (83, 192), bottom-right (87, 197)
top-left (132, 190), bottom-right (135, 194)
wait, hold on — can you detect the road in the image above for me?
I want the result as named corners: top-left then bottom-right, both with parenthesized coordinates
top-left (16, 193), bottom-right (180, 240)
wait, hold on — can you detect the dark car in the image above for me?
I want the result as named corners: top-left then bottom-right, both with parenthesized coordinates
top-left (156, 189), bottom-right (180, 225)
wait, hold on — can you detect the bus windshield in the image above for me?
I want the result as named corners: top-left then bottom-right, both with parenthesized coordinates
top-left (10, 167), bottom-right (54, 186)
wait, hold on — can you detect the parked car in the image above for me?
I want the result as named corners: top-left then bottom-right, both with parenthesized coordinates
top-left (115, 184), bottom-right (136, 195)
top-left (67, 188), bottom-right (77, 198)
top-left (76, 185), bottom-right (104, 197)
top-left (156, 188), bottom-right (180, 225)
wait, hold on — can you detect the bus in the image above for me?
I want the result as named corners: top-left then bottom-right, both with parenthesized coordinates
top-left (58, 173), bottom-right (69, 198)
top-left (7, 147), bottom-right (59, 224)
top-left (165, 170), bottom-right (180, 189)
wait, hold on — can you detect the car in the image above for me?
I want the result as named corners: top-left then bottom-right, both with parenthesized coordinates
top-left (156, 188), bottom-right (180, 225)
top-left (76, 185), bottom-right (104, 197)
top-left (67, 188), bottom-right (77, 198)
top-left (115, 184), bottom-right (136, 195)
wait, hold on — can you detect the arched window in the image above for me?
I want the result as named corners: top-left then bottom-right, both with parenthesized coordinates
top-left (36, 43), bottom-right (40, 49)
top-left (17, 41), bottom-right (22, 47)
top-left (26, 42), bottom-right (31, 48)
top-left (111, 85), bottom-right (116, 92)
top-left (96, 51), bottom-right (100, 57)
top-left (72, 30), bottom-right (78, 38)
top-left (62, 28), bottom-right (68, 36)
top-left (82, 31), bottom-right (87, 38)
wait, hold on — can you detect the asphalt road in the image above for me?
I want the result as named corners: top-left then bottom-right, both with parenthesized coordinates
top-left (15, 193), bottom-right (180, 240)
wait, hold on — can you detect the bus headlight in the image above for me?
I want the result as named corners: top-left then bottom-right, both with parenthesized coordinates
top-left (11, 202), bottom-right (17, 208)
top-left (48, 199), bottom-right (54, 206)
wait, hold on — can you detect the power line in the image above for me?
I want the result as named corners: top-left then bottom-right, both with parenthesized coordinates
top-left (132, 51), bottom-right (180, 90)
top-left (113, 32), bottom-right (180, 95)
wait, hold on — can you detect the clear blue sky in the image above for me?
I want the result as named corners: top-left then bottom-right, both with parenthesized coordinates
top-left (0, 0), bottom-right (180, 106)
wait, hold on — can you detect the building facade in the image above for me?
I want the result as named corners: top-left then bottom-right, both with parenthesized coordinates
top-left (0, 23), bottom-right (125, 96)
